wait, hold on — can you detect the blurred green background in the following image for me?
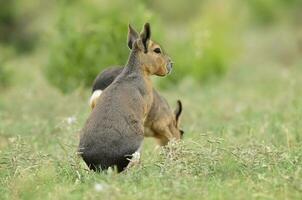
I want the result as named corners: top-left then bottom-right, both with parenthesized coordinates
top-left (1, 0), bottom-right (301, 92)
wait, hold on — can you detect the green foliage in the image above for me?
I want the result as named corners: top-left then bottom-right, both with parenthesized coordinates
top-left (159, 0), bottom-right (243, 88)
top-left (247, 0), bottom-right (282, 25)
top-left (43, 0), bottom-right (302, 92)
top-left (46, 0), bottom-right (246, 92)
top-left (0, 50), bottom-right (12, 89)
top-left (246, 0), bottom-right (302, 25)
top-left (190, 1), bottom-right (240, 81)
top-left (0, 66), bottom-right (11, 89)
top-left (0, 0), bottom-right (38, 52)
top-left (45, 0), bottom-right (161, 93)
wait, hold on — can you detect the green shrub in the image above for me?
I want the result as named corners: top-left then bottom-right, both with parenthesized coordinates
top-left (246, 0), bottom-right (282, 25)
top-left (0, 0), bottom-right (38, 52)
top-left (0, 64), bottom-right (11, 89)
top-left (190, 0), bottom-right (244, 82)
top-left (0, 67), bottom-right (10, 89)
top-left (0, 48), bottom-right (13, 89)
top-left (45, 0), bottom-right (161, 93)
top-left (246, 0), bottom-right (302, 26)
top-left (159, 0), bottom-right (243, 88)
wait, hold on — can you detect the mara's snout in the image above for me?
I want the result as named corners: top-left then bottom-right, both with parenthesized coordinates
top-left (166, 61), bottom-right (173, 74)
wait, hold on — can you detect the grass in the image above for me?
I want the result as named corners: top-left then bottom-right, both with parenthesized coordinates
top-left (0, 44), bottom-right (302, 199)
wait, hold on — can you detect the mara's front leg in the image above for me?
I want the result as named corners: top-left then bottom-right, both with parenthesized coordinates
top-left (154, 127), bottom-right (174, 146)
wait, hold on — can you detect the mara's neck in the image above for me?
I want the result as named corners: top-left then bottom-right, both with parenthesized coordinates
top-left (124, 50), bottom-right (152, 91)
top-left (124, 49), bottom-right (143, 74)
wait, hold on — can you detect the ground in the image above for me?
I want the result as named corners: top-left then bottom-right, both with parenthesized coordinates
top-left (0, 48), bottom-right (302, 199)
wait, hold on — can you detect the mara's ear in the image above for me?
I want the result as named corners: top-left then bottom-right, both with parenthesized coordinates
top-left (139, 23), bottom-right (151, 53)
top-left (174, 100), bottom-right (183, 127)
top-left (127, 24), bottom-right (139, 50)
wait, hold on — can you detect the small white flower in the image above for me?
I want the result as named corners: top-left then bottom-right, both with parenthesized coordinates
top-left (94, 183), bottom-right (106, 192)
top-left (66, 116), bottom-right (76, 125)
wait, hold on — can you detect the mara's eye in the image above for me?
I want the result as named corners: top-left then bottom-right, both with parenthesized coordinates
top-left (153, 48), bottom-right (161, 54)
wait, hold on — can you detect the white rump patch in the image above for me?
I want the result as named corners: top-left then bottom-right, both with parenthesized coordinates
top-left (89, 90), bottom-right (103, 108)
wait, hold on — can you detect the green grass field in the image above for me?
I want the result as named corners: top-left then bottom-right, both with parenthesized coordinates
top-left (1, 47), bottom-right (302, 199)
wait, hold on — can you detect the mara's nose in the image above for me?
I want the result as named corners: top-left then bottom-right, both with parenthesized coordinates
top-left (167, 62), bottom-right (173, 74)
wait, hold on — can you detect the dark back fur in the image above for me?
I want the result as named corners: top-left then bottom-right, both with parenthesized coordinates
top-left (92, 66), bottom-right (124, 92)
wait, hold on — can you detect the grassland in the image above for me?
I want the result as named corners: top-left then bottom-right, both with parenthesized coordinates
top-left (0, 44), bottom-right (302, 199)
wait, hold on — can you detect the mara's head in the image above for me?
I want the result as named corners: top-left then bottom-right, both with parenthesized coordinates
top-left (127, 23), bottom-right (173, 76)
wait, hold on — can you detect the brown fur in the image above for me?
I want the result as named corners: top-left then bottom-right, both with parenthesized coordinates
top-left (90, 66), bottom-right (184, 146)
top-left (144, 92), bottom-right (183, 146)
top-left (78, 23), bottom-right (172, 172)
